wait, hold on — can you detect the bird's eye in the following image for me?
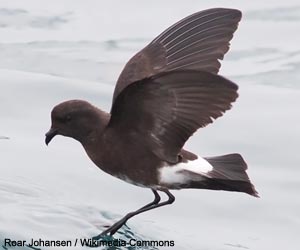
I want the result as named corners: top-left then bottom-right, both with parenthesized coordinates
top-left (65, 115), bottom-right (72, 122)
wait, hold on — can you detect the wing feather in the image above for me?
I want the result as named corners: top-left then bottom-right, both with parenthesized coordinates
top-left (113, 8), bottom-right (242, 103)
top-left (109, 70), bottom-right (238, 163)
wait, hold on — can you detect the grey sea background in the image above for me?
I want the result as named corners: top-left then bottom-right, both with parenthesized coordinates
top-left (1, 0), bottom-right (299, 249)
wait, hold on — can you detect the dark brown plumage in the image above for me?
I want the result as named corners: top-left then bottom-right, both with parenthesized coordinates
top-left (114, 8), bottom-right (241, 102)
top-left (110, 70), bottom-right (238, 163)
top-left (45, 8), bottom-right (258, 238)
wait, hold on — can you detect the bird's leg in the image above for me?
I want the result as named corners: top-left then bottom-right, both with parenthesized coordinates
top-left (92, 189), bottom-right (175, 239)
top-left (93, 189), bottom-right (161, 239)
top-left (139, 189), bottom-right (161, 209)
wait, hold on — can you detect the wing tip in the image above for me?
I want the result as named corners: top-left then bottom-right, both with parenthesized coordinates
top-left (213, 8), bottom-right (242, 19)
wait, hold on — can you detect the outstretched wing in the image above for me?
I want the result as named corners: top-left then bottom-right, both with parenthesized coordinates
top-left (109, 70), bottom-right (238, 163)
top-left (113, 8), bottom-right (242, 103)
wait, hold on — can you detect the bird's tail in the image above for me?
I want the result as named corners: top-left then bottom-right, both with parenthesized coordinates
top-left (182, 154), bottom-right (259, 197)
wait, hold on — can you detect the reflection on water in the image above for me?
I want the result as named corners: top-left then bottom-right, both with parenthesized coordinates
top-left (1, 0), bottom-right (300, 249)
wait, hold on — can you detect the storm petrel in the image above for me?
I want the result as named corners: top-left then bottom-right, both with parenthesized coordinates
top-left (45, 8), bottom-right (258, 237)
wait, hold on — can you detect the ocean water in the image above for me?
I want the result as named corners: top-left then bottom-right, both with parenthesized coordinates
top-left (1, 0), bottom-right (300, 249)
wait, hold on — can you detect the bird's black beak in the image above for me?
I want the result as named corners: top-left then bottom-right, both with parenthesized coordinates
top-left (45, 128), bottom-right (58, 146)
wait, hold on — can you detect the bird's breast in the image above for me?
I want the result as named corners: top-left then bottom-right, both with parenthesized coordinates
top-left (82, 133), bottom-right (162, 188)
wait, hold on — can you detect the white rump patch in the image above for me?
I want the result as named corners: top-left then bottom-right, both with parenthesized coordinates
top-left (159, 156), bottom-right (213, 185)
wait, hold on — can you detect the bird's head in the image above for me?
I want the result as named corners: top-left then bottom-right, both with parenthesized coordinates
top-left (45, 100), bottom-right (108, 145)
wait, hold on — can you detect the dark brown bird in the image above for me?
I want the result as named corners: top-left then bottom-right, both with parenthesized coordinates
top-left (45, 8), bottom-right (258, 238)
